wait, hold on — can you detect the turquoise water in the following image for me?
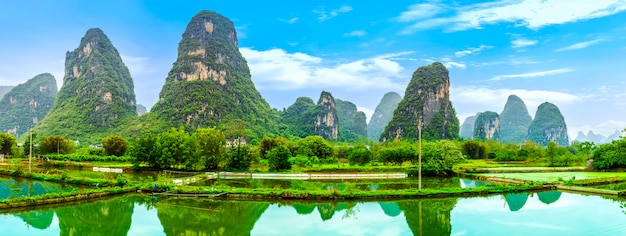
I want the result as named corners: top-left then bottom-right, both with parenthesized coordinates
top-left (0, 177), bottom-right (77, 199)
top-left (1, 190), bottom-right (626, 235)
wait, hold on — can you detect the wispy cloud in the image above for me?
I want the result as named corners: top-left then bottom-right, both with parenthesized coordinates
top-left (314, 5), bottom-right (352, 21)
top-left (399, 0), bottom-right (626, 34)
top-left (555, 38), bottom-right (607, 51)
top-left (489, 68), bottom-right (573, 81)
top-left (240, 48), bottom-right (409, 91)
top-left (511, 38), bottom-right (538, 48)
top-left (423, 58), bottom-right (466, 69)
top-left (396, 2), bottom-right (447, 22)
top-left (121, 55), bottom-right (153, 76)
top-left (280, 17), bottom-right (299, 24)
top-left (344, 30), bottom-right (366, 37)
top-left (455, 45), bottom-right (493, 57)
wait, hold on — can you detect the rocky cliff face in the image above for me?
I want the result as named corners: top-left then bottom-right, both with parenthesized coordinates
top-left (335, 99), bottom-right (367, 142)
top-left (381, 62), bottom-right (459, 141)
top-left (459, 113), bottom-right (480, 139)
top-left (150, 10), bottom-right (278, 134)
top-left (0, 73), bottom-right (57, 136)
top-left (367, 92), bottom-right (401, 141)
top-left (314, 91), bottom-right (338, 140)
top-left (527, 102), bottom-right (569, 146)
top-left (34, 28), bottom-right (136, 141)
top-left (281, 97), bottom-right (316, 138)
top-left (499, 95), bottom-right (532, 143)
top-left (0, 86), bottom-right (14, 100)
top-left (473, 111), bottom-right (500, 140)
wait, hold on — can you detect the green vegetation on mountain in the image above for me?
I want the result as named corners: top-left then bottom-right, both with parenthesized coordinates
top-left (473, 111), bottom-right (500, 140)
top-left (499, 95), bottom-right (532, 143)
top-left (314, 91), bottom-right (339, 140)
top-left (33, 28), bottom-right (137, 144)
top-left (0, 86), bottom-right (15, 100)
top-left (367, 92), bottom-right (401, 140)
top-left (281, 97), bottom-right (316, 138)
top-left (527, 102), bottom-right (569, 146)
top-left (459, 113), bottom-right (479, 139)
top-left (0, 73), bottom-right (57, 136)
top-left (149, 10), bottom-right (281, 141)
top-left (335, 99), bottom-right (367, 142)
top-left (382, 62), bottom-right (460, 141)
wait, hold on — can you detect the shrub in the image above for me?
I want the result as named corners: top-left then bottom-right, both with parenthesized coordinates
top-left (462, 140), bottom-right (486, 159)
top-left (289, 155), bottom-right (311, 168)
top-left (294, 136), bottom-right (334, 159)
top-left (39, 135), bottom-right (74, 154)
top-left (348, 146), bottom-right (372, 166)
top-left (267, 144), bottom-right (292, 171)
top-left (102, 135), bottom-right (128, 156)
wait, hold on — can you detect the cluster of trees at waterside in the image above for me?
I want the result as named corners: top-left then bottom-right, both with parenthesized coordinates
top-left (3, 127), bottom-right (625, 173)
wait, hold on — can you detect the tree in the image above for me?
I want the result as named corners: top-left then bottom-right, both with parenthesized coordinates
top-left (0, 132), bottom-right (16, 156)
top-left (267, 144), bottom-right (292, 171)
top-left (39, 135), bottom-right (74, 154)
top-left (546, 141), bottom-right (559, 167)
top-left (194, 127), bottom-right (226, 170)
top-left (259, 137), bottom-right (284, 159)
top-left (462, 140), bottom-right (486, 159)
top-left (155, 127), bottom-right (192, 169)
top-left (348, 146), bottom-right (372, 166)
top-left (102, 135), bottom-right (128, 156)
top-left (294, 136), bottom-right (334, 159)
top-left (422, 140), bottom-right (465, 175)
top-left (128, 133), bottom-right (159, 168)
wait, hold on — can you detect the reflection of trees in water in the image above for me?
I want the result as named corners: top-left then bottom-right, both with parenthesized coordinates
top-left (55, 196), bottom-right (134, 236)
top-left (288, 202), bottom-right (358, 221)
top-left (378, 202), bottom-right (402, 217)
top-left (292, 203), bottom-right (316, 215)
top-left (156, 198), bottom-right (269, 236)
top-left (537, 191), bottom-right (561, 205)
top-left (505, 193), bottom-right (529, 211)
top-left (14, 210), bottom-right (54, 230)
top-left (398, 198), bottom-right (457, 236)
top-left (0, 178), bottom-right (66, 199)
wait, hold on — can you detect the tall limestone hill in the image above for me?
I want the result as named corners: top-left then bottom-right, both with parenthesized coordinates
top-left (281, 97), bottom-right (316, 138)
top-left (0, 73), bottom-right (57, 136)
top-left (0, 86), bottom-right (14, 99)
top-left (34, 28), bottom-right (136, 142)
top-left (499, 95), bottom-right (532, 143)
top-left (460, 113), bottom-right (480, 139)
top-left (136, 104), bottom-right (147, 116)
top-left (527, 102), bottom-right (569, 146)
top-left (381, 62), bottom-right (459, 141)
top-left (149, 10), bottom-right (279, 136)
top-left (575, 130), bottom-right (606, 144)
top-left (335, 99), bottom-right (367, 142)
top-left (367, 92), bottom-right (401, 141)
top-left (314, 91), bottom-right (339, 140)
top-left (473, 111), bottom-right (500, 140)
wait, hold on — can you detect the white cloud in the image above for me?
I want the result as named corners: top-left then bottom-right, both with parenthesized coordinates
top-left (396, 2), bottom-right (447, 22)
top-left (399, 0), bottom-right (626, 33)
top-left (314, 5), bottom-right (352, 21)
top-left (555, 38), bottom-right (607, 51)
top-left (455, 45), bottom-right (493, 57)
top-left (344, 30), bottom-right (366, 37)
top-left (489, 68), bottom-right (573, 81)
top-left (511, 38), bottom-right (538, 48)
top-left (423, 58), bottom-right (466, 69)
top-left (357, 106), bottom-right (375, 123)
top-left (240, 48), bottom-right (409, 91)
top-left (280, 17), bottom-right (299, 24)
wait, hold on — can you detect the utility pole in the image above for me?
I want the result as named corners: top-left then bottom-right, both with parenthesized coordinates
top-left (29, 128), bottom-right (32, 173)
top-left (418, 118), bottom-right (422, 191)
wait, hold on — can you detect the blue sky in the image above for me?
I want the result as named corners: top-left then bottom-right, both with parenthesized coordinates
top-left (1, 0), bottom-right (626, 139)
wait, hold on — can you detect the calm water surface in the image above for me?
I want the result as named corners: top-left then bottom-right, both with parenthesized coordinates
top-left (1, 190), bottom-right (625, 235)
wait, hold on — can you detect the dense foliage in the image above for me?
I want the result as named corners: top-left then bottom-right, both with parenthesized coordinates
top-left (348, 145), bottom-right (372, 165)
top-left (382, 62), bottom-right (460, 141)
top-left (33, 28), bottom-right (137, 143)
top-left (592, 138), bottom-right (626, 169)
top-left (267, 144), bottom-right (292, 171)
top-left (280, 97), bottom-right (316, 138)
top-left (39, 135), bottom-right (74, 154)
top-left (335, 99), bottom-right (367, 142)
top-left (499, 95), bottom-right (532, 143)
top-left (527, 102), bottom-right (569, 146)
top-left (102, 135), bottom-right (128, 156)
top-left (0, 132), bottom-right (17, 155)
top-left (367, 92), bottom-right (402, 141)
top-left (0, 73), bottom-right (57, 137)
top-left (293, 136), bottom-right (334, 159)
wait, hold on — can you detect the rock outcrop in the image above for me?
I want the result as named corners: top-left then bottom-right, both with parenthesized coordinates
top-left (499, 95), bottom-right (532, 143)
top-left (149, 10), bottom-right (279, 135)
top-left (459, 113), bottom-right (480, 139)
top-left (335, 99), bottom-right (367, 142)
top-left (281, 97), bottom-right (317, 138)
top-left (314, 91), bottom-right (338, 140)
top-left (381, 62), bottom-right (459, 141)
top-left (367, 92), bottom-right (402, 141)
top-left (34, 28), bottom-right (136, 142)
top-left (527, 102), bottom-right (569, 146)
top-left (0, 73), bottom-right (57, 136)
top-left (473, 111), bottom-right (500, 140)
